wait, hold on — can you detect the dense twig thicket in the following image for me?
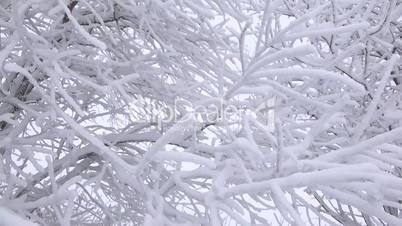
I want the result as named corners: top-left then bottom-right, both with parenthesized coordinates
top-left (1, 0), bottom-right (402, 225)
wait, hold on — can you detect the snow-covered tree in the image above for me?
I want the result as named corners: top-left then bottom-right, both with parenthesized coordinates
top-left (1, 0), bottom-right (402, 225)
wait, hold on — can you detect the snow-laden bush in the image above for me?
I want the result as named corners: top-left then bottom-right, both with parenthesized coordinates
top-left (1, 0), bottom-right (402, 225)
